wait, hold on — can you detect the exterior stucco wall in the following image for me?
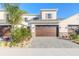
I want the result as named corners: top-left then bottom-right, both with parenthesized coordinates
top-left (30, 24), bottom-right (36, 37)
top-left (0, 11), bottom-right (6, 19)
top-left (0, 11), bottom-right (7, 24)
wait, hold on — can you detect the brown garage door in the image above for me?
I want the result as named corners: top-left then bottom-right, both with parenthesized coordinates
top-left (36, 25), bottom-right (58, 36)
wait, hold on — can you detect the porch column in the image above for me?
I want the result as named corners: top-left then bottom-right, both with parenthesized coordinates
top-left (31, 24), bottom-right (36, 38)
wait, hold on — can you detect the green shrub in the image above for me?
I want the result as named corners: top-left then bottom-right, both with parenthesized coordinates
top-left (11, 27), bottom-right (31, 45)
top-left (70, 33), bottom-right (78, 40)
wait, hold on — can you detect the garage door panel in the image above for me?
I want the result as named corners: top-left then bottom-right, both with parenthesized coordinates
top-left (36, 25), bottom-right (58, 36)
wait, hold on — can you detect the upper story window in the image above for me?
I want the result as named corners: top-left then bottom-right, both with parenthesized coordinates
top-left (46, 13), bottom-right (52, 19)
top-left (24, 18), bottom-right (28, 22)
top-left (33, 17), bottom-right (39, 20)
top-left (6, 14), bottom-right (9, 19)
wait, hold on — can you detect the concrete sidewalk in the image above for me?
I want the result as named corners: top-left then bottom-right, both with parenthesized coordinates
top-left (0, 48), bottom-right (78, 56)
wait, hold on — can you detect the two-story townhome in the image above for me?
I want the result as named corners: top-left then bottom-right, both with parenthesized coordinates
top-left (22, 9), bottom-right (59, 37)
top-left (22, 9), bottom-right (79, 38)
top-left (0, 9), bottom-right (79, 39)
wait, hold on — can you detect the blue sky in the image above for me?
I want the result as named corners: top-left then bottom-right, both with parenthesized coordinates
top-left (19, 3), bottom-right (79, 19)
top-left (0, 3), bottom-right (79, 19)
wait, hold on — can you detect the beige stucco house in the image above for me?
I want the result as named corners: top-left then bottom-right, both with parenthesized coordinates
top-left (27, 9), bottom-right (59, 37)
top-left (59, 13), bottom-right (79, 37)
top-left (0, 9), bottom-right (79, 38)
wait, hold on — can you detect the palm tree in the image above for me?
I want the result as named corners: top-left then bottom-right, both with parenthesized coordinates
top-left (3, 3), bottom-right (26, 43)
top-left (4, 3), bottom-right (26, 30)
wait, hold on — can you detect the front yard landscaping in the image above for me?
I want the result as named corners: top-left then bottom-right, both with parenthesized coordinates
top-left (0, 3), bottom-right (32, 48)
top-left (9, 27), bottom-right (32, 47)
top-left (69, 29), bottom-right (79, 44)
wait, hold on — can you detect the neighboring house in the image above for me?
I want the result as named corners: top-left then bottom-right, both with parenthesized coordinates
top-left (0, 9), bottom-right (79, 38)
top-left (0, 10), bottom-right (11, 39)
top-left (59, 13), bottom-right (79, 37)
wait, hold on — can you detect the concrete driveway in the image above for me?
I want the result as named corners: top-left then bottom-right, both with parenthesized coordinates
top-left (29, 37), bottom-right (79, 48)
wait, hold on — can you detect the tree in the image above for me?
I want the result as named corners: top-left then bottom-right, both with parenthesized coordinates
top-left (3, 4), bottom-right (31, 47)
top-left (4, 3), bottom-right (26, 43)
